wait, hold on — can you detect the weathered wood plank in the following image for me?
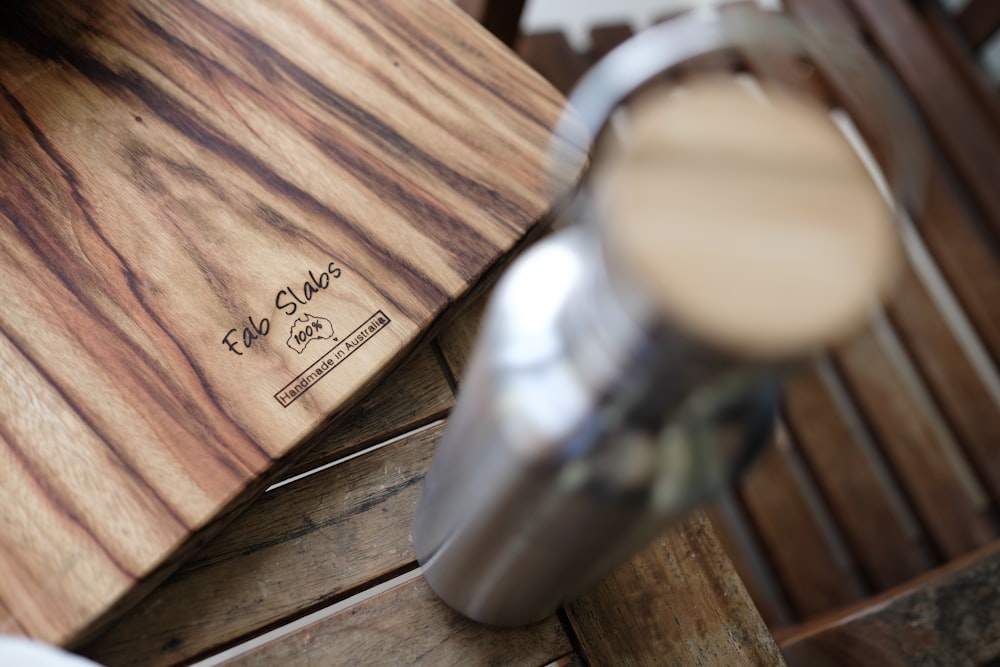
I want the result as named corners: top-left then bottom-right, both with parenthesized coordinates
top-left (219, 575), bottom-right (572, 667)
top-left (82, 423), bottom-right (443, 667)
top-left (705, 496), bottom-right (796, 630)
top-left (780, 540), bottom-right (1000, 667)
top-left (434, 292), bottom-right (489, 384)
top-left (565, 512), bottom-right (786, 666)
top-left (0, 0), bottom-right (581, 645)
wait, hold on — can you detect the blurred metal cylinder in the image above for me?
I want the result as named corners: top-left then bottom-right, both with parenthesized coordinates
top-left (413, 221), bottom-right (778, 625)
top-left (412, 9), bottom-right (920, 626)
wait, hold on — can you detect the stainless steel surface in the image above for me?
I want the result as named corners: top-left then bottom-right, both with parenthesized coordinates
top-left (413, 8), bottom-right (923, 627)
top-left (413, 224), bottom-right (775, 625)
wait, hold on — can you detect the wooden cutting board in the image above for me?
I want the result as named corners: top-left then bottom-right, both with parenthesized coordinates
top-left (0, 0), bottom-right (582, 646)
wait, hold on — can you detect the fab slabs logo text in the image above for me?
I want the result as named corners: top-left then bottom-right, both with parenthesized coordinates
top-left (217, 259), bottom-right (390, 407)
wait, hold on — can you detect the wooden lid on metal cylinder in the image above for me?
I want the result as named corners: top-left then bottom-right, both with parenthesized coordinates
top-left (591, 78), bottom-right (900, 358)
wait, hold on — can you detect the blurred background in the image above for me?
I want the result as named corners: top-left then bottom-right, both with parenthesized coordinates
top-left (521, 0), bottom-right (1000, 82)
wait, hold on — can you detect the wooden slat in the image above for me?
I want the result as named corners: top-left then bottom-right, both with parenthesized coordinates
top-left (725, 0), bottom-right (834, 108)
top-left (565, 512), bottom-right (785, 666)
top-left (911, 168), bottom-right (1000, 367)
top-left (82, 424), bottom-right (443, 666)
top-left (274, 344), bottom-right (453, 481)
top-left (783, 362), bottom-right (936, 590)
top-left (956, 0), bottom-right (1000, 51)
top-left (740, 426), bottom-right (866, 618)
top-left (780, 540), bottom-right (1000, 667)
top-left (220, 574), bottom-right (571, 667)
top-left (784, 0), bottom-right (861, 36)
top-left (588, 24), bottom-right (635, 63)
top-left (845, 0), bottom-right (1000, 239)
top-left (834, 327), bottom-right (997, 559)
top-left (786, 0), bottom-right (1000, 366)
top-left (516, 32), bottom-right (589, 96)
top-left (705, 496), bottom-right (796, 629)
top-left (887, 263), bottom-right (1000, 509)
top-left (0, 0), bottom-right (582, 646)
top-left (479, 0), bottom-right (528, 48)
top-left (918, 0), bottom-right (1000, 140)
top-left (434, 293), bottom-right (489, 383)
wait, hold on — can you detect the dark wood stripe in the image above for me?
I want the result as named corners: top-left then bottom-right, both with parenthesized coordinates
top-left (5, 9), bottom-right (441, 321)
top-left (0, 318), bottom-right (191, 535)
top-left (0, 83), bottom-right (271, 473)
top-left (372, 0), bottom-right (565, 144)
top-left (167, 0), bottom-right (536, 241)
top-left (0, 390), bottom-right (138, 579)
top-left (956, 0), bottom-right (1000, 50)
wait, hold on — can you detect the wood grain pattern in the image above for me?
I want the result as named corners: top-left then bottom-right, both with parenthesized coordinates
top-left (82, 422), bottom-right (442, 666)
top-left (220, 574), bottom-right (572, 667)
top-left (0, 0), bottom-right (583, 645)
top-left (565, 512), bottom-right (786, 666)
top-left (780, 540), bottom-right (1000, 667)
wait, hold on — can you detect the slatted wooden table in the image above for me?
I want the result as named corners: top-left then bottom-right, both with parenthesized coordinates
top-left (74, 298), bottom-right (782, 665)
top-left (0, 0), bottom-right (783, 665)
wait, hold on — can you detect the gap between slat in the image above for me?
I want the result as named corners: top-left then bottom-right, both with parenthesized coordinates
top-left (775, 422), bottom-right (869, 599)
top-left (869, 307), bottom-right (991, 512)
top-left (813, 353), bottom-right (927, 546)
top-left (190, 566), bottom-right (425, 666)
top-left (713, 488), bottom-right (796, 627)
top-left (266, 419), bottom-right (445, 492)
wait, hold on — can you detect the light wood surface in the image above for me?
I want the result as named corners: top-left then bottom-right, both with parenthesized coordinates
top-left (593, 79), bottom-right (898, 358)
top-left (0, 0), bottom-right (582, 646)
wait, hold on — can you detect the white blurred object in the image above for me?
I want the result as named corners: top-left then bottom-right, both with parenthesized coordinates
top-left (522, 0), bottom-right (781, 51)
top-left (0, 637), bottom-right (103, 667)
